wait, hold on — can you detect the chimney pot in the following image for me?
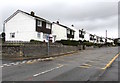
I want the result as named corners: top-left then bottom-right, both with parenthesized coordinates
top-left (56, 21), bottom-right (59, 24)
top-left (31, 11), bottom-right (35, 16)
top-left (71, 25), bottom-right (74, 27)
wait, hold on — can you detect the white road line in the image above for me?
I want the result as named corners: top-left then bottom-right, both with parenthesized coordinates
top-left (0, 66), bottom-right (4, 67)
top-left (13, 62), bottom-right (19, 65)
top-left (3, 64), bottom-right (11, 67)
top-left (9, 63), bottom-right (15, 65)
top-left (22, 60), bottom-right (27, 64)
top-left (41, 59), bottom-right (45, 61)
top-left (6, 64), bottom-right (11, 66)
top-left (2, 57), bottom-right (54, 68)
top-left (33, 65), bottom-right (64, 77)
top-left (27, 60), bottom-right (32, 63)
top-left (33, 59), bottom-right (37, 62)
top-left (37, 59), bottom-right (41, 61)
top-left (3, 64), bottom-right (8, 66)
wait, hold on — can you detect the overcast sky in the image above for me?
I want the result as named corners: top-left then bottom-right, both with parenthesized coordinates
top-left (0, 0), bottom-right (119, 39)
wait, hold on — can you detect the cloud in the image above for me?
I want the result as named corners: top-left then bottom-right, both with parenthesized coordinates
top-left (62, 15), bottom-right (118, 38)
top-left (0, 0), bottom-right (118, 38)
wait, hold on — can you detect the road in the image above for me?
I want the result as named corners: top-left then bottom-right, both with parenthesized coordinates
top-left (1, 47), bottom-right (119, 81)
top-left (97, 53), bottom-right (119, 81)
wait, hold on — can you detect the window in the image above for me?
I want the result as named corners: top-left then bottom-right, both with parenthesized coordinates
top-left (72, 31), bottom-right (74, 35)
top-left (43, 33), bottom-right (47, 39)
top-left (37, 32), bottom-right (41, 38)
top-left (37, 20), bottom-right (42, 27)
top-left (10, 33), bottom-right (15, 38)
top-left (79, 30), bottom-right (82, 35)
top-left (118, 39), bottom-right (120, 43)
top-left (43, 33), bottom-right (49, 40)
top-left (67, 29), bottom-right (70, 34)
top-left (46, 23), bottom-right (51, 29)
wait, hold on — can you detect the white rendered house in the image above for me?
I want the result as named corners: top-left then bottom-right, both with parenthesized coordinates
top-left (52, 21), bottom-right (75, 42)
top-left (4, 10), bottom-right (52, 42)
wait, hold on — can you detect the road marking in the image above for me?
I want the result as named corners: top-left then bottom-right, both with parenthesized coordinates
top-left (33, 65), bottom-right (64, 77)
top-left (22, 60), bottom-right (27, 64)
top-left (78, 63), bottom-right (92, 69)
top-left (41, 59), bottom-right (45, 61)
top-left (9, 63), bottom-right (15, 65)
top-left (32, 59), bottom-right (37, 62)
top-left (1, 57), bottom-right (55, 68)
top-left (5, 64), bottom-right (11, 66)
top-left (13, 63), bottom-right (19, 65)
top-left (79, 66), bottom-right (90, 68)
top-left (88, 61), bottom-right (94, 62)
top-left (37, 59), bottom-right (42, 61)
top-left (3, 64), bottom-right (8, 66)
top-left (84, 64), bottom-right (92, 66)
top-left (26, 60), bottom-right (33, 64)
top-left (101, 52), bottom-right (120, 70)
top-left (0, 66), bottom-right (4, 67)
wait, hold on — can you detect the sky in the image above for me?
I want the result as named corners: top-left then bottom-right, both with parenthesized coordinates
top-left (0, 0), bottom-right (119, 39)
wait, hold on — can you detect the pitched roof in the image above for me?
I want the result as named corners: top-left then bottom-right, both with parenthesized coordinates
top-left (53, 22), bottom-right (75, 32)
top-left (4, 10), bottom-right (51, 23)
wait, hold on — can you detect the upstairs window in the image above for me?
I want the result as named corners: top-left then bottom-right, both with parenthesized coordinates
top-left (67, 29), bottom-right (70, 34)
top-left (71, 31), bottom-right (74, 35)
top-left (10, 33), bottom-right (15, 38)
top-left (37, 20), bottom-right (42, 27)
top-left (46, 23), bottom-right (51, 29)
top-left (79, 30), bottom-right (82, 35)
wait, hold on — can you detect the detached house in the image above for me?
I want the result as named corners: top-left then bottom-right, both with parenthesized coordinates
top-left (4, 10), bottom-right (52, 42)
top-left (52, 21), bottom-right (75, 42)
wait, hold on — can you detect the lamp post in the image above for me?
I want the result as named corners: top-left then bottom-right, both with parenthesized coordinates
top-left (93, 35), bottom-right (95, 48)
top-left (105, 30), bottom-right (107, 46)
top-left (81, 29), bottom-right (86, 50)
top-left (47, 34), bottom-right (50, 56)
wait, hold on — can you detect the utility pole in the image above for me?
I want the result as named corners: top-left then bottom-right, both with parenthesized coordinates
top-left (105, 30), bottom-right (107, 45)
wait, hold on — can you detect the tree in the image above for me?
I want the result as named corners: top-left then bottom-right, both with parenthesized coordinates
top-left (1, 32), bottom-right (5, 43)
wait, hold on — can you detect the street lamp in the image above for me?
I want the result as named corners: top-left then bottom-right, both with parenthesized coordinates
top-left (47, 34), bottom-right (50, 56)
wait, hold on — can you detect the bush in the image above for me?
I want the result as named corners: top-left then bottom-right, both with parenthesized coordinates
top-left (83, 41), bottom-right (93, 46)
top-left (1, 32), bottom-right (5, 43)
top-left (55, 40), bottom-right (80, 46)
top-left (30, 39), bottom-right (43, 43)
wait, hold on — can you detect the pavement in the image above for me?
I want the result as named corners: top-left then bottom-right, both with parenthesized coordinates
top-left (95, 46), bottom-right (120, 81)
top-left (1, 47), bottom-right (119, 82)
top-left (96, 54), bottom-right (119, 81)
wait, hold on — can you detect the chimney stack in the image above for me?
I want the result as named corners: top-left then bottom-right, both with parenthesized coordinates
top-left (71, 25), bottom-right (74, 27)
top-left (31, 11), bottom-right (35, 16)
top-left (56, 21), bottom-right (59, 24)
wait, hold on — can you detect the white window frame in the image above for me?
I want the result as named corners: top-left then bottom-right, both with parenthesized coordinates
top-left (37, 32), bottom-right (41, 38)
top-left (10, 33), bottom-right (15, 38)
top-left (46, 23), bottom-right (51, 29)
top-left (72, 31), bottom-right (74, 35)
top-left (37, 20), bottom-right (42, 27)
top-left (43, 33), bottom-right (47, 39)
top-left (67, 29), bottom-right (70, 34)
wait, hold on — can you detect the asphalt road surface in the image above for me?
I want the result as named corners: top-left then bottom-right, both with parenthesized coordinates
top-left (1, 47), bottom-right (119, 81)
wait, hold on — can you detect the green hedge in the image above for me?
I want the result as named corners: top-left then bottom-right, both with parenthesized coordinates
top-left (83, 42), bottom-right (93, 46)
top-left (30, 39), bottom-right (43, 43)
top-left (56, 40), bottom-right (99, 46)
top-left (55, 40), bottom-right (80, 46)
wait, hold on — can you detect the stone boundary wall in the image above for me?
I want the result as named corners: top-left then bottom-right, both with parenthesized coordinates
top-left (2, 43), bottom-right (81, 58)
